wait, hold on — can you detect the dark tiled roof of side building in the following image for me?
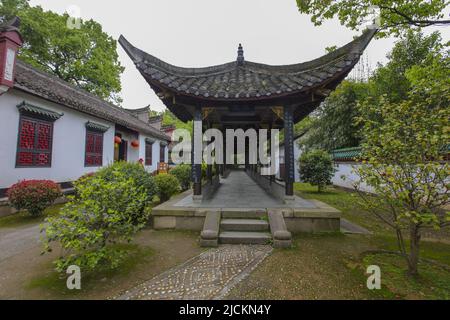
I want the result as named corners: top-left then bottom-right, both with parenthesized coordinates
top-left (331, 147), bottom-right (362, 161)
top-left (13, 60), bottom-right (170, 141)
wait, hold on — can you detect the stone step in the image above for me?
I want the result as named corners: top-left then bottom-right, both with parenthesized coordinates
top-left (221, 209), bottom-right (267, 219)
top-left (219, 231), bottom-right (272, 245)
top-left (221, 219), bottom-right (269, 232)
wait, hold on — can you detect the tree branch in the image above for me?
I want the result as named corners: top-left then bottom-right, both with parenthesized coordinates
top-left (378, 5), bottom-right (450, 27)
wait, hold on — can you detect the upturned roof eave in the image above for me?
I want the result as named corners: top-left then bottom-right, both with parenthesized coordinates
top-left (119, 28), bottom-right (377, 77)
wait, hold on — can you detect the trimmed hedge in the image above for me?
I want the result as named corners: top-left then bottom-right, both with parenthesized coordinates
top-left (7, 180), bottom-right (61, 216)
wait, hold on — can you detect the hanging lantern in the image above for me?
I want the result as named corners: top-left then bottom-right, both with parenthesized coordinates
top-left (131, 140), bottom-right (139, 148)
top-left (114, 136), bottom-right (122, 144)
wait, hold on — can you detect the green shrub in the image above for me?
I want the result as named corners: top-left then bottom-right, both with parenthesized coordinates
top-left (43, 162), bottom-right (154, 272)
top-left (299, 149), bottom-right (335, 192)
top-left (95, 161), bottom-right (158, 203)
top-left (170, 164), bottom-right (191, 191)
top-left (201, 163), bottom-right (207, 179)
top-left (154, 173), bottom-right (180, 202)
top-left (7, 180), bottom-right (61, 216)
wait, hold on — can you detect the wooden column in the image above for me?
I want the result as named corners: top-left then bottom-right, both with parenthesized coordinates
top-left (221, 128), bottom-right (226, 176)
top-left (268, 125), bottom-right (275, 184)
top-left (284, 106), bottom-right (295, 197)
top-left (206, 123), bottom-right (213, 183)
top-left (192, 106), bottom-right (202, 196)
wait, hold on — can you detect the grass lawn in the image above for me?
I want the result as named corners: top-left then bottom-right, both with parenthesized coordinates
top-left (2, 184), bottom-right (449, 300)
top-left (1, 229), bottom-right (204, 299)
top-left (0, 204), bottom-right (64, 229)
top-left (226, 183), bottom-right (450, 300)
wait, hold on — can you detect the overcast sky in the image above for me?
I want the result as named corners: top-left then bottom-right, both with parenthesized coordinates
top-left (29, 0), bottom-right (449, 112)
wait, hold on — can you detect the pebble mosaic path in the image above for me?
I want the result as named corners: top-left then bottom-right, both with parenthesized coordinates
top-left (117, 245), bottom-right (272, 300)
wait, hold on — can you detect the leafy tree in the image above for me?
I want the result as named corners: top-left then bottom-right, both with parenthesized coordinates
top-left (301, 31), bottom-right (445, 152)
top-left (162, 109), bottom-right (193, 132)
top-left (354, 51), bottom-right (449, 277)
top-left (370, 30), bottom-right (445, 103)
top-left (43, 162), bottom-right (154, 272)
top-left (296, 0), bottom-right (450, 37)
top-left (0, 0), bottom-right (124, 104)
top-left (299, 149), bottom-right (335, 192)
top-left (302, 80), bottom-right (370, 151)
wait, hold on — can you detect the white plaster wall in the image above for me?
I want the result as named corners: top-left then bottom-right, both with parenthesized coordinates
top-left (277, 139), bottom-right (302, 182)
top-left (137, 134), bottom-right (166, 173)
top-left (332, 162), bottom-right (374, 193)
top-left (0, 89), bottom-right (115, 189)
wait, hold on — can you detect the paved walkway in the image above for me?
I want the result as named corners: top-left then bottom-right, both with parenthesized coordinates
top-left (174, 170), bottom-right (316, 208)
top-left (117, 245), bottom-right (272, 300)
top-left (0, 224), bottom-right (42, 263)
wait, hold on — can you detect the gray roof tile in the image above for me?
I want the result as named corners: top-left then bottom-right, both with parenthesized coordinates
top-left (13, 61), bottom-right (170, 141)
top-left (119, 28), bottom-right (376, 103)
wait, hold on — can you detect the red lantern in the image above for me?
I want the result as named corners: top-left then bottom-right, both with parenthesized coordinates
top-left (114, 136), bottom-right (122, 144)
top-left (131, 140), bottom-right (139, 148)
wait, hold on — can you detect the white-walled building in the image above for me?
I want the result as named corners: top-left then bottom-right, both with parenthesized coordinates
top-left (0, 21), bottom-right (170, 197)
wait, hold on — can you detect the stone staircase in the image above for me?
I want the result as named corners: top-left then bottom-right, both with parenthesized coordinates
top-left (200, 210), bottom-right (292, 248)
top-left (219, 218), bottom-right (271, 244)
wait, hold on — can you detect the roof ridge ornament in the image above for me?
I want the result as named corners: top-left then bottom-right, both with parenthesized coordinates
top-left (237, 43), bottom-right (244, 66)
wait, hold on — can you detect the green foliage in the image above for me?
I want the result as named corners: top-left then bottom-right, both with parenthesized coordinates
top-left (7, 180), bottom-right (61, 216)
top-left (299, 150), bottom-right (335, 192)
top-left (302, 31), bottom-right (446, 153)
top-left (296, 0), bottom-right (449, 37)
top-left (302, 81), bottom-right (370, 151)
top-left (170, 164), bottom-right (191, 191)
top-left (95, 162), bottom-right (158, 206)
top-left (0, 0), bottom-right (124, 104)
top-left (162, 109), bottom-right (192, 132)
top-left (43, 162), bottom-right (154, 273)
top-left (154, 173), bottom-right (180, 202)
top-left (370, 31), bottom-right (444, 103)
top-left (355, 48), bottom-right (450, 276)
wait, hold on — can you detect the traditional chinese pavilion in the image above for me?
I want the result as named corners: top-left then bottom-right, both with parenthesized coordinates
top-left (119, 29), bottom-right (377, 201)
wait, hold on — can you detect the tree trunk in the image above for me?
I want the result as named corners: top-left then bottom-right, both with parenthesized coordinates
top-left (407, 224), bottom-right (421, 277)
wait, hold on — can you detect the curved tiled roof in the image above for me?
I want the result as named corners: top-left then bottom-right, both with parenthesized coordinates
top-left (13, 61), bottom-right (170, 141)
top-left (119, 29), bottom-right (377, 102)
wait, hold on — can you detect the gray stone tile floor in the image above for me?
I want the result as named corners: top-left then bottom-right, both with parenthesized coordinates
top-left (174, 170), bottom-right (317, 209)
top-left (116, 245), bottom-right (272, 300)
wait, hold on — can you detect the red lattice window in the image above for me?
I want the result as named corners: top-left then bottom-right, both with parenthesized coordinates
top-left (16, 117), bottom-right (53, 167)
top-left (85, 130), bottom-right (103, 167)
top-left (145, 142), bottom-right (153, 166)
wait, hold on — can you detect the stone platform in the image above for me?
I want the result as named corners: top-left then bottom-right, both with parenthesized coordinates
top-left (151, 171), bottom-right (341, 234)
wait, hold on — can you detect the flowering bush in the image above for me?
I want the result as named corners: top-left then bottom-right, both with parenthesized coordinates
top-left (7, 180), bottom-right (61, 216)
top-left (154, 173), bottom-right (180, 202)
